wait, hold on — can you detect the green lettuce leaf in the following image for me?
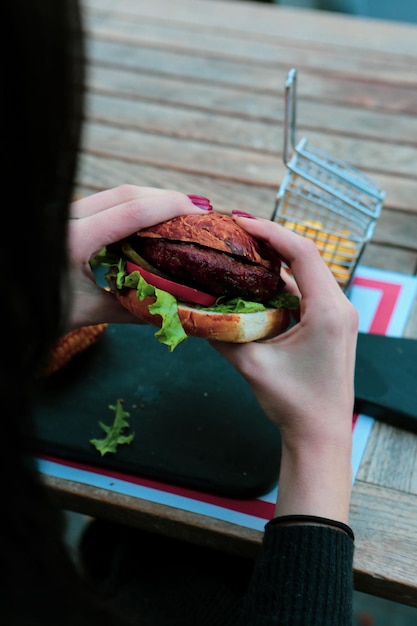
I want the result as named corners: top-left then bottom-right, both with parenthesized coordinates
top-left (90, 399), bottom-right (135, 456)
top-left (266, 290), bottom-right (299, 310)
top-left (124, 269), bottom-right (188, 351)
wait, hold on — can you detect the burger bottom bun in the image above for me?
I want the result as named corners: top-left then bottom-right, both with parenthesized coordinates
top-left (117, 290), bottom-right (290, 343)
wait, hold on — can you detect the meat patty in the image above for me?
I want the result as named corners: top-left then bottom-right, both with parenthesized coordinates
top-left (136, 238), bottom-right (284, 301)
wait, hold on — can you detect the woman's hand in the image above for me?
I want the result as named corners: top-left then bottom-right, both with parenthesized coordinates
top-left (212, 215), bottom-right (359, 524)
top-left (66, 185), bottom-right (211, 330)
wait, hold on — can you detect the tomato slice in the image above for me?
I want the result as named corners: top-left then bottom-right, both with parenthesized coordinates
top-left (126, 260), bottom-right (217, 307)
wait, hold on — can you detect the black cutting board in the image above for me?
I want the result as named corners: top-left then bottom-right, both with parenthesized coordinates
top-left (354, 332), bottom-right (417, 433)
top-left (31, 324), bottom-right (281, 499)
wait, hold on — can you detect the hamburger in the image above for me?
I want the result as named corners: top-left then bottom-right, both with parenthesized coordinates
top-left (104, 211), bottom-right (298, 350)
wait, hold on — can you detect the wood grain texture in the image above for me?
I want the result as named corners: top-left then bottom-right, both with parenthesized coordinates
top-left (357, 422), bottom-right (417, 492)
top-left (350, 480), bottom-right (417, 605)
top-left (42, 474), bottom-right (262, 559)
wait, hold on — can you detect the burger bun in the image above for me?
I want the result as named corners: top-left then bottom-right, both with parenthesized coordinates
top-left (117, 289), bottom-right (290, 343)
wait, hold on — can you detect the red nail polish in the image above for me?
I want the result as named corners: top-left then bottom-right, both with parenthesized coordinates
top-left (232, 210), bottom-right (256, 219)
top-left (187, 194), bottom-right (211, 204)
top-left (187, 195), bottom-right (213, 210)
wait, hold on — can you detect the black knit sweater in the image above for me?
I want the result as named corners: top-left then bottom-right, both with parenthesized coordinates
top-left (240, 521), bottom-right (354, 625)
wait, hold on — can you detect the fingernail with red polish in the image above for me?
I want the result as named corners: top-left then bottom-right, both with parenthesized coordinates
top-left (232, 210), bottom-right (256, 219)
top-left (187, 195), bottom-right (213, 210)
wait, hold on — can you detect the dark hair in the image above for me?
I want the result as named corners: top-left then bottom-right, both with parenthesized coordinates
top-left (1, 2), bottom-right (137, 624)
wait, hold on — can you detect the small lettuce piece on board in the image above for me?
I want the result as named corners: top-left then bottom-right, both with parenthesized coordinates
top-left (90, 399), bottom-right (135, 456)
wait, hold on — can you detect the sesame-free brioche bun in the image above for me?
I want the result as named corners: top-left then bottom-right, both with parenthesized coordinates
top-left (116, 289), bottom-right (290, 343)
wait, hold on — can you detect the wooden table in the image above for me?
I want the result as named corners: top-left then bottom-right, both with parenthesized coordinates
top-left (47, 0), bottom-right (417, 607)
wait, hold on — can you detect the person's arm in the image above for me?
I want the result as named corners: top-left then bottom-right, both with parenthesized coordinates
top-left (212, 213), bottom-right (358, 625)
top-left (65, 185), bottom-right (212, 330)
top-left (241, 519), bottom-right (354, 625)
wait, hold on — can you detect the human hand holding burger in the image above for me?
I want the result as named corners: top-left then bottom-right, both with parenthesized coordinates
top-left (213, 214), bottom-right (359, 525)
top-left (65, 185), bottom-right (215, 330)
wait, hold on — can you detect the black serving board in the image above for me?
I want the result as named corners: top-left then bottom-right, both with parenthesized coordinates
top-left (31, 324), bottom-right (281, 499)
top-left (354, 332), bottom-right (417, 433)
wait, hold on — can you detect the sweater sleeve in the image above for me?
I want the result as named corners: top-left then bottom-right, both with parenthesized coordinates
top-left (240, 522), bottom-right (354, 626)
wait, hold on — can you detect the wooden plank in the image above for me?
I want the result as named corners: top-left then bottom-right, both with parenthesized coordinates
top-left (351, 480), bottom-right (417, 606)
top-left (372, 209), bottom-right (417, 252)
top-left (86, 73), bottom-right (417, 146)
top-left (377, 175), bottom-right (417, 214)
top-left (75, 153), bottom-right (281, 216)
top-left (86, 49), bottom-right (417, 118)
top-left (41, 474), bottom-right (262, 559)
top-left (80, 121), bottom-right (417, 214)
top-left (83, 0), bottom-right (417, 58)
top-left (81, 121), bottom-right (285, 184)
top-left (357, 422), bottom-right (417, 493)
top-left (82, 12), bottom-right (417, 89)
top-left (76, 152), bottom-right (417, 245)
top-left (361, 243), bottom-right (417, 275)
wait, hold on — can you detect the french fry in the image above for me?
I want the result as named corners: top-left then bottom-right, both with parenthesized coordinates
top-left (283, 219), bottom-right (356, 286)
top-left (47, 323), bottom-right (108, 375)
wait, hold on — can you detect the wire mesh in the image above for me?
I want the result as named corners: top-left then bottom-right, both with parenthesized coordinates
top-left (271, 69), bottom-right (385, 290)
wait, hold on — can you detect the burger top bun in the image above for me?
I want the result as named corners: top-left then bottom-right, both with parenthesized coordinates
top-left (116, 289), bottom-right (290, 343)
top-left (137, 212), bottom-right (280, 272)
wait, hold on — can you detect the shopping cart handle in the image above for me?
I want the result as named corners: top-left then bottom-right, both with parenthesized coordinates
top-left (354, 333), bottom-right (417, 433)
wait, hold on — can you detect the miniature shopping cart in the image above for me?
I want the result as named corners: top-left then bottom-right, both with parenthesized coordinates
top-left (271, 68), bottom-right (386, 290)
